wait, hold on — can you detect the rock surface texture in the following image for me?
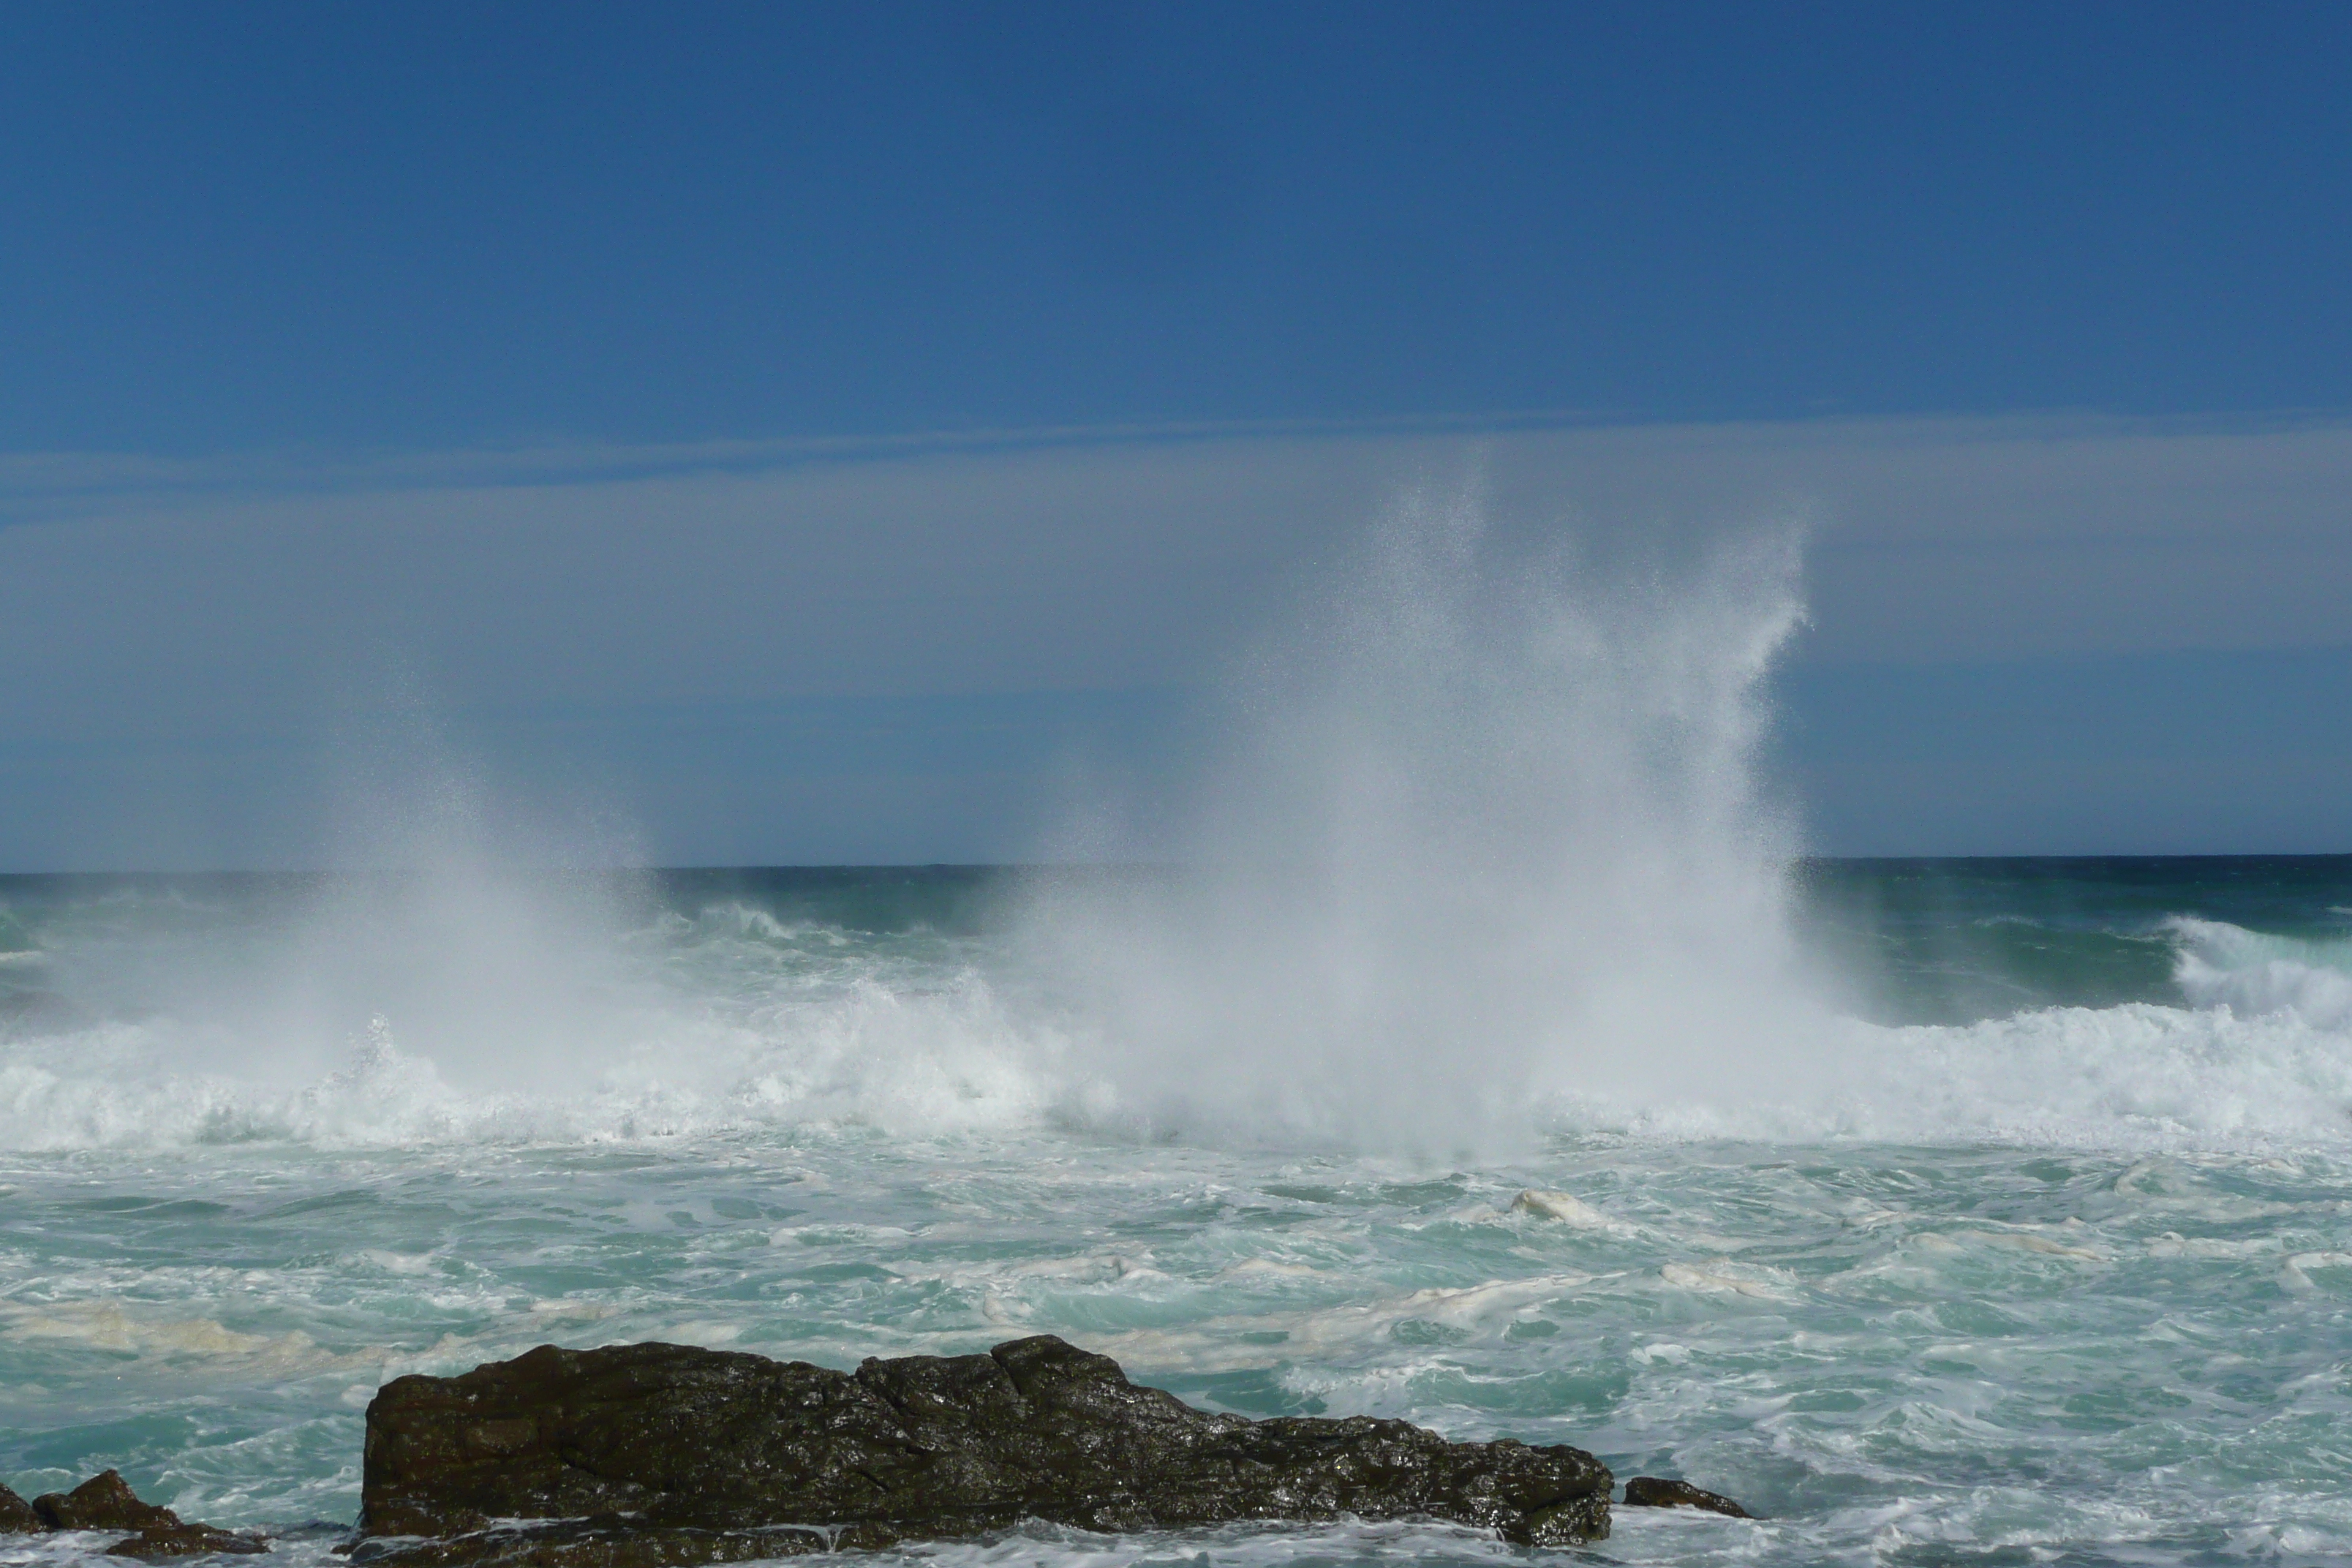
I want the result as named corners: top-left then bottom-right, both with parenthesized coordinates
top-left (12, 1471), bottom-right (265, 1557)
top-left (358, 1335), bottom-right (1610, 1564)
top-left (107, 1520), bottom-right (272, 1561)
top-left (33, 1471), bottom-right (178, 1531)
top-left (1623, 1476), bottom-right (1752, 1518)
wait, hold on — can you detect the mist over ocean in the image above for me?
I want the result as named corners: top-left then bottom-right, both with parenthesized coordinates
top-left (7, 513), bottom-right (2352, 1568)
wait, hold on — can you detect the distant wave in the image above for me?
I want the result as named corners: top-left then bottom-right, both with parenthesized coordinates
top-left (2171, 916), bottom-right (2352, 1030)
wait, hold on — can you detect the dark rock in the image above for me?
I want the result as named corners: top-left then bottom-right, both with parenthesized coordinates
top-left (1623, 1476), bottom-right (1752, 1518)
top-left (348, 1523), bottom-right (824, 1568)
top-left (360, 1335), bottom-right (1610, 1564)
top-left (0, 1482), bottom-right (42, 1534)
top-left (108, 1522), bottom-right (271, 1559)
top-left (34, 1471), bottom-right (179, 1532)
top-left (30, 1471), bottom-right (266, 1555)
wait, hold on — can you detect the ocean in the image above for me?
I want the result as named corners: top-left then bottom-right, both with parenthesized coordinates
top-left (4, 856), bottom-right (2352, 1568)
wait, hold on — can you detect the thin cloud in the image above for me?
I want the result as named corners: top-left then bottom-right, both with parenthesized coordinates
top-left (1, 412), bottom-right (2347, 864)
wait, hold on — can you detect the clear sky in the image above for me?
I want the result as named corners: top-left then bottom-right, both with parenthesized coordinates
top-left (9, 1), bottom-right (2352, 448)
top-left (1, 3), bottom-right (2348, 866)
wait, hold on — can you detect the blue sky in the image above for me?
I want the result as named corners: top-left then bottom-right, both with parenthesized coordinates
top-left (1, 4), bottom-right (2348, 865)
top-left (10, 1), bottom-right (2352, 448)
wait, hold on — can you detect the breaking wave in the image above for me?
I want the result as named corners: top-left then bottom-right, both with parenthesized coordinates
top-left (4, 905), bottom-right (2349, 1161)
top-left (2, 497), bottom-right (2348, 1157)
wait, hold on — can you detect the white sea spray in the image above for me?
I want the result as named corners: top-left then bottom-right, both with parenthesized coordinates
top-left (1014, 488), bottom-right (1822, 1154)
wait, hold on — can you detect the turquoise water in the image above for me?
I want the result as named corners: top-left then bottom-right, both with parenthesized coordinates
top-left (6, 862), bottom-right (2352, 1567)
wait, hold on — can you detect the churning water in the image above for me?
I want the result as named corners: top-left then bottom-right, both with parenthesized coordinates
top-left (5, 504), bottom-right (2352, 1567)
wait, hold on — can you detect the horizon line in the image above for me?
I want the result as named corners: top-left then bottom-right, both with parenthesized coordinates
top-left (4, 851), bottom-right (2349, 880)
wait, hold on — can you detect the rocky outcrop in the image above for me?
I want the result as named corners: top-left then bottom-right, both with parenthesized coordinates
top-left (1624, 1475), bottom-right (1752, 1517)
top-left (357, 1335), bottom-right (1610, 1564)
top-left (12, 1471), bottom-right (265, 1556)
top-left (34, 1471), bottom-right (180, 1531)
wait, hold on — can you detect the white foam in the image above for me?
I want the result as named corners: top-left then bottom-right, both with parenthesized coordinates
top-left (1510, 1188), bottom-right (1609, 1226)
top-left (0, 963), bottom-right (1060, 1151)
top-left (11, 919), bottom-right (2352, 1155)
top-left (1517, 995), bottom-right (2352, 1150)
top-left (2172, 917), bottom-right (2352, 1030)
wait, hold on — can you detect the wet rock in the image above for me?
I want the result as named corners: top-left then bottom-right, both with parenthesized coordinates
top-left (347, 1522), bottom-right (823, 1567)
top-left (1623, 1476), bottom-right (1752, 1517)
top-left (30, 1471), bottom-right (267, 1556)
top-left (1, 1482), bottom-right (42, 1533)
top-left (360, 1335), bottom-right (1610, 1565)
top-left (34, 1471), bottom-right (179, 1532)
top-left (107, 1521), bottom-right (271, 1558)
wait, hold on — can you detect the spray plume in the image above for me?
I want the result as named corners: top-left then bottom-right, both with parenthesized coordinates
top-left (1022, 485), bottom-right (1820, 1154)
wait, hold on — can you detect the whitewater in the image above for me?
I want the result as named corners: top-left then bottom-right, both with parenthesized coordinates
top-left (7, 499), bottom-right (2352, 1567)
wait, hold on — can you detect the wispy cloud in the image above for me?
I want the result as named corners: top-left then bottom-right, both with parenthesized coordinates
top-left (1, 412), bottom-right (2347, 864)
